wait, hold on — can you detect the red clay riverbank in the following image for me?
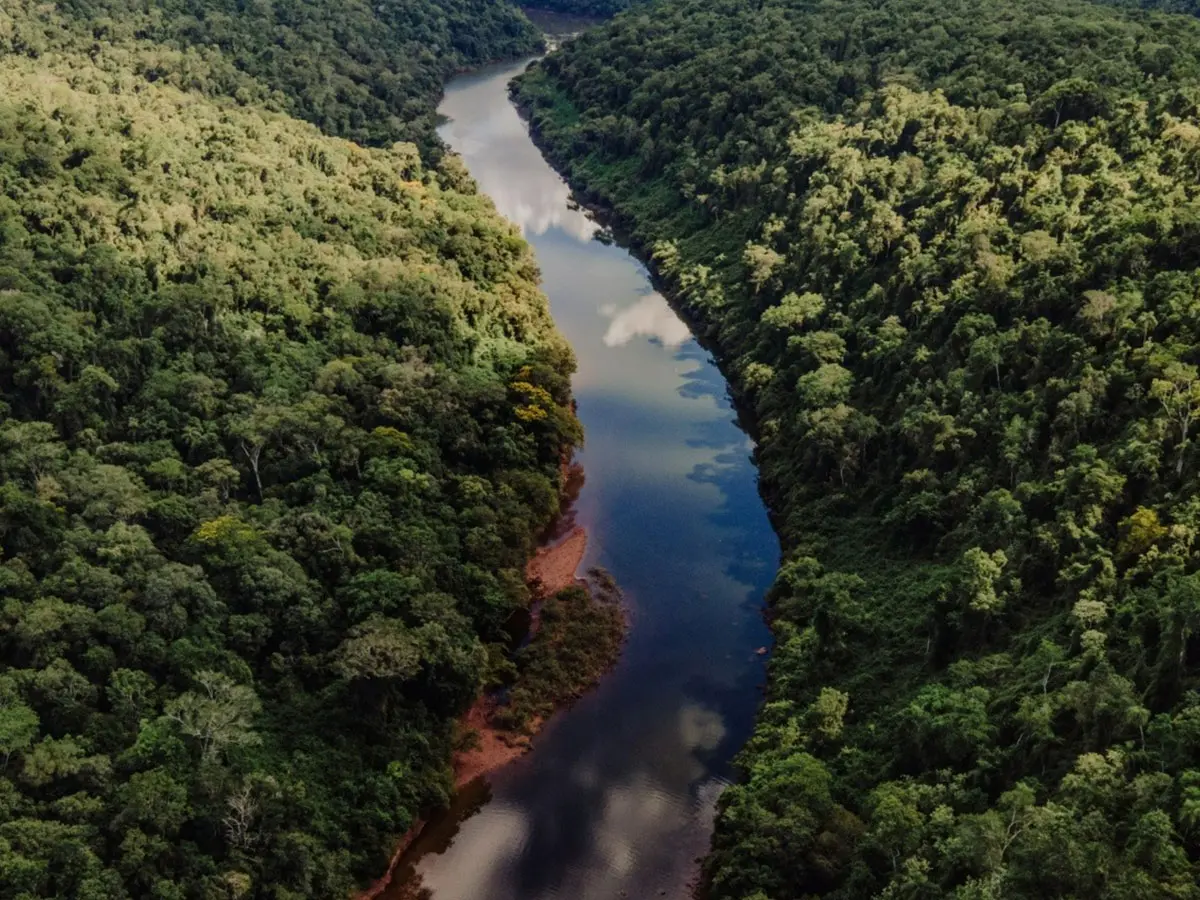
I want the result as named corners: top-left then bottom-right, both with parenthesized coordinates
top-left (356, 525), bottom-right (590, 900)
top-left (527, 524), bottom-right (588, 596)
top-left (453, 524), bottom-right (587, 787)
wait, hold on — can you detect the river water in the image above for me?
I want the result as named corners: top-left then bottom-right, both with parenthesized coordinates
top-left (384, 55), bottom-right (778, 900)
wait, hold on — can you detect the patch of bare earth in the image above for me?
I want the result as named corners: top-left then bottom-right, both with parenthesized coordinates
top-left (452, 525), bottom-right (588, 786)
top-left (357, 525), bottom-right (598, 900)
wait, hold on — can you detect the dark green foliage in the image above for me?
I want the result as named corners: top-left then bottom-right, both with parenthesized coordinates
top-left (0, 2), bottom-right (579, 897)
top-left (527, 0), bottom-right (636, 17)
top-left (494, 569), bottom-right (625, 731)
top-left (1108, 0), bottom-right (1200, 15)
top-left (516, 0), bottom-right (1200, 895)
top-left (22, 0), bottom-right (541, 152)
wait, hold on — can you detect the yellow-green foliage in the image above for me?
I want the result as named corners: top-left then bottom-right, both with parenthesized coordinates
top-left (0, 3), bottom-right (577, 898)
top-left (519, 0), bottom-right (1200, 896)
top-left (0, 45), bottom-right (562, 360)
top-left (3, 0), bottom-right (540, 149)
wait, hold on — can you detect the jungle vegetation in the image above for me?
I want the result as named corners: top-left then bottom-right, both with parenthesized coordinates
top-left (525, 0), bottom-right (636, 19)
top-left (0, 1), bottom-right (588, 897)
top-left (47, 0), bottom-right (542, 152)
top-left (493, 569), bottom-right (625, 732)
top-left (515, 0), bottom-right (1200, 895)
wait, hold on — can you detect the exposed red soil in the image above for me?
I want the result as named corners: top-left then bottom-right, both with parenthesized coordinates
top-left (528, 524), bottom-right (589, 596)
top-left (450, 696), bottom-right (540, 789)
top-left (452, 525), bottom-right (588, 786)
top-left (355, 525), bottom-right (590, 900)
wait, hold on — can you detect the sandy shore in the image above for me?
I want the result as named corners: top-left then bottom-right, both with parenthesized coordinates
top-left (451, 696), bottom-right (537, 788)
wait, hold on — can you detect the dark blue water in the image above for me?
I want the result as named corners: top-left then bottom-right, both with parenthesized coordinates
top-left (385, 56), bottom-right (778, 900)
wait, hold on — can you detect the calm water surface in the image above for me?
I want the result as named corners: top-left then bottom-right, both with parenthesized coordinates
top-left (387, 56), bottom-right (778, 900)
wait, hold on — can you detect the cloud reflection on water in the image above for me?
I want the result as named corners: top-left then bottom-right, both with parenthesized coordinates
top-left (419, 802), bottom-right (529, 900)
top-left (601, 294), bottom-right (693, 349)
top-left (679, 701), bottom-right (728, 755)
top-left (542, 700), bottom-right (732, 899)
top-left (486, 177), bottom-right (599, 242)
top-left (406, 55), bottom-right (779, 900)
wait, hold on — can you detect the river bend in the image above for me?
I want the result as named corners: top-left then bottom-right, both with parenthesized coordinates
top-left (385, 54), bottom-right (779, 900)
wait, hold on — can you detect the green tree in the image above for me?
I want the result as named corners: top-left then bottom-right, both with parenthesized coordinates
top-left (162, 672), bottom-right (261, 762)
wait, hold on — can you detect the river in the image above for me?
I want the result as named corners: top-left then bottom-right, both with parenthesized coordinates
top-left (382, 51), bottom-right (779, 900)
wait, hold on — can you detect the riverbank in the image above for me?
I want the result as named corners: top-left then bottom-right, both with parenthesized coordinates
top-left (510, 76), bottom-right (784, 535)
top-left (453, 524), bottom-right (592, 787)
top-left (361, 511), bottom-right (627, 900)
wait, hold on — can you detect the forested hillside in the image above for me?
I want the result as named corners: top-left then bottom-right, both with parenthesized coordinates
top-left (1116, 0), bottom-right (1200, 14)
top-left (46, 0), bottom-right (541, 150)
top-left (516, 0), bottom-right (1200, 895)
top-left (0, 1), bottom-right (581, 898)
top-left (525, 0), bottom-right (635, 18)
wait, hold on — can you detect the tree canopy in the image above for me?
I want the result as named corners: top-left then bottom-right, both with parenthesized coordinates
top-left (45, 0), bottom-right (542, 151)
top-left (0, 1), bottom-right (580, 897)
top-left (524, 0), bottom-right (638, 18)
top-left (516, 0), bottom-right (1200, 895)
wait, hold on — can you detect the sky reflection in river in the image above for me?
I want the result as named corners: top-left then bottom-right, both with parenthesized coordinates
top-left (443, 92), bottom-right (598, 243)
top-left (388, 56), bottom-right (779, 900)
top-left (601, 291), bottom-right (693, 349)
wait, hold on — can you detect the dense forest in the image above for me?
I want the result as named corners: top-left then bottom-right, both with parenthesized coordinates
top-left (516, 0), bottom-right (1200, 895)
top-left (46, 0), bottom-right (542, 151)
top-left (0, 1), bottom-right (587, 897)
top-left (525, 0), bottom-right (636, 18)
